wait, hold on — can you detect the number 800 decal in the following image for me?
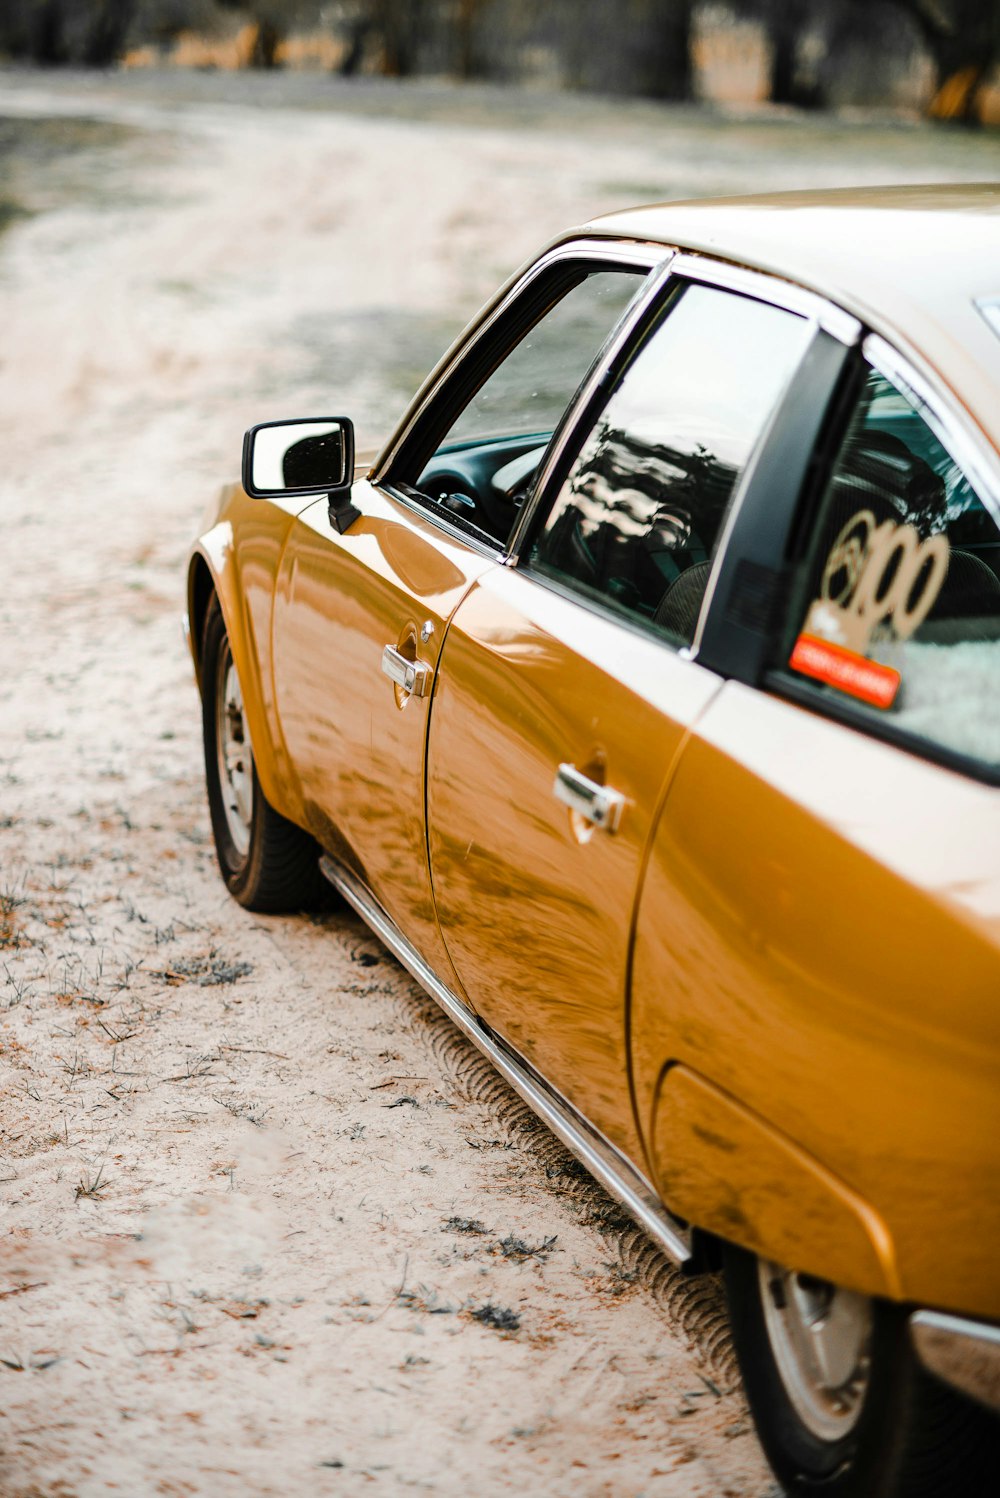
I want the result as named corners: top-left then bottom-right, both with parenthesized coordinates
top-left (791, 510), bottom-right (950, 709)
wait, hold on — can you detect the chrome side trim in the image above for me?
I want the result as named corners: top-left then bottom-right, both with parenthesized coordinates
top-left (911, 1310), bottom-right (1000, 1414)
top-left (319, 854), bottom-right (692, 1267)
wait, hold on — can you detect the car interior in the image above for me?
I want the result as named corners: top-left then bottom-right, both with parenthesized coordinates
top-left (416, 431), bottom-right (551, 545)
top-left (801, 382), bottom-right (1000, 649)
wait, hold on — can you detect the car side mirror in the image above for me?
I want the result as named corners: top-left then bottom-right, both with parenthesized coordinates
top-left (242, 417), bottom-right (361, 533)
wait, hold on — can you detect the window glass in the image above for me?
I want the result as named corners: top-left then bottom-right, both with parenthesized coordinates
top-left (414, 268), bottom-right (645, 547)
top-left (527, 283), bottom-right (813, 644)
top-left (444, 271), bottom-right (644, 447)
top-left (783, 366), bottom-right (1000, 769)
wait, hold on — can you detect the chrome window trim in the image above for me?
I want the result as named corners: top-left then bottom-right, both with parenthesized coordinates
top-left (377, 480), bottom-right (506, 561)
top-left (509, 249), bottom-right (858, 665)
top-left (975, 295), bottom-right (1000, 342)
top-left (318, 852), bottom-right (693, 1268)
top-left (863, 331), bottom-right (1000, 527)
top-left (504, 251), bottom-right (677, 562)
top-left (494, 551), bottom-right (719, 658)
top-left (668, 252), bottom-right (861, 346)
top-left (372, 238), bottom-right (669, 490)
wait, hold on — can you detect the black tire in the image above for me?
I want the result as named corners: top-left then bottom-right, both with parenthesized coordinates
top-left (723, 1242), bottom-right (999, 1497)
top-left (201, 596), bottom-right (326, 913)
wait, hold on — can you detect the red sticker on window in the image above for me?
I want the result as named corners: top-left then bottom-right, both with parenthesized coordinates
top-left (790, 633), bottom-right (900, 709)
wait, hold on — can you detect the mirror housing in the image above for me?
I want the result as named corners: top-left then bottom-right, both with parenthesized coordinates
top-left (242, 417), bottom-right (360, 532)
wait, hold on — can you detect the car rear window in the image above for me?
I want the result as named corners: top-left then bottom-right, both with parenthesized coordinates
top-left (780, 363), bottom-right (1000, 772)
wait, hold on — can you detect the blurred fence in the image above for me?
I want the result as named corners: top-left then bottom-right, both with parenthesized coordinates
top-left (1, 1), bottom-right (998, 123)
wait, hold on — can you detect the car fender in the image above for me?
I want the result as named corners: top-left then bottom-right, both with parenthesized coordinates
top-left (186, 485), bottom-right (306, 828)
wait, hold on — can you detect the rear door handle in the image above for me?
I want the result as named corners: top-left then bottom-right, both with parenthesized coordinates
top-left (381, 644), bottom-right (431, 698)
top-left (553, 763), bottom-right (625, 833)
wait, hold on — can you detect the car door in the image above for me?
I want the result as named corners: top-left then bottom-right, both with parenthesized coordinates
top-left (629, 332), bottom-right (1000, 1312)
top-left (271, 248), bottom-right (652, 979)
top-left (426, 274), bottom-right (817, 1165)
top-left (272, 483), bottom-right (492, 977)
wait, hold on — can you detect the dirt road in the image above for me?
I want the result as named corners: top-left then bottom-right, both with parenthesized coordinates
top-left (1, 69), bottom-right (997, 1497)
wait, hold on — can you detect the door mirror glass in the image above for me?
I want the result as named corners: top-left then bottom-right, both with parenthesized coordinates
top-left (243, 417), bottom-right (355, 497)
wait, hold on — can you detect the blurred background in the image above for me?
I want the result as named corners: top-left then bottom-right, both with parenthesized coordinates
top-left (2, 0), bottom-right (999, 124)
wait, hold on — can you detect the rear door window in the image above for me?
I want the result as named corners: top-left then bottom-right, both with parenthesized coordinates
top-left (524, 282), bottom-right (814, 646)
top-left (779, 363), bottom-right (1000, 772)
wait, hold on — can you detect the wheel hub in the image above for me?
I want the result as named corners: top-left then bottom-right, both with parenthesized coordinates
top-left (759, 1259), bottom-right (873, 1442)
top-left (215, 646), bottom-right (252, 859)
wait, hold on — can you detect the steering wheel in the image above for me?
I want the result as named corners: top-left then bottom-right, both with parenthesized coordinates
top-left (490, 444), bottom-right (549, 507)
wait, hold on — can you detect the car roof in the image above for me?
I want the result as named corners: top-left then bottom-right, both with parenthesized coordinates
top-left (588, 184), bottom-right (1000, 461)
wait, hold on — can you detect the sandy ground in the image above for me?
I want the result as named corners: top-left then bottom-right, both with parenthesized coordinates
top-left (1, 69), bottom-right (998, 1498)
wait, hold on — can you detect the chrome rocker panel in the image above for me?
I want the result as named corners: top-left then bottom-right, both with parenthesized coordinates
top-left (911, 1309), bottom-right (1000, 1414)
top-left (319, 854), bottom-right (692, 1267)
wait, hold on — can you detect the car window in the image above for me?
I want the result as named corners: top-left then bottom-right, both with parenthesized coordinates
top-left (525, 282), bottom-right (814, 645)
top-left (780, 364), bottom-right (1000, 771)
top-left (442, 271), bottom-right (642, 447)
top-left (412, 267), bottom-right (646, 548)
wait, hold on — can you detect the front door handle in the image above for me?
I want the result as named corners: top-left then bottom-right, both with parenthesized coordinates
top-left (553, 763), bottom-right (625, 833)
top-left (381, 644), bottom-right (431, 699)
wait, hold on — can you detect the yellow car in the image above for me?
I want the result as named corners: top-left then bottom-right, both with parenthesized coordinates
top-left (187, 185), bottom-right (1000, 1496)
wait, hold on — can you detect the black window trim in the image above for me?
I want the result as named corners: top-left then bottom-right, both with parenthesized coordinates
top-left (692, 328), bottom-right (861, 682)
top-left (387, 479), bottom-right (506, 558)
top-left (664, 253), bottom-right (861, 667)
top-left (371, 238), bottom-right (667, 552)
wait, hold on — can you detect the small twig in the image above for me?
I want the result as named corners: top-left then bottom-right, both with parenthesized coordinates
top-left (98, 1020), bottom-right (138, 1044)
top-left (218, 1046), bottom-right (289, 1060)
top-left (372, 1255), bottom-right (409, 1323)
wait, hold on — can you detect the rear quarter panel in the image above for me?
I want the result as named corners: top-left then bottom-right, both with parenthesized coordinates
top-left (631, 682), bottom-right (1000, 1316)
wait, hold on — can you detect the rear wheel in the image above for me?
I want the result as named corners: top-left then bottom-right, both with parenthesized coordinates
top-left (201, 597), bottom-right (325, 912)
top-left (723, 1243), bottom-right (999, 1497)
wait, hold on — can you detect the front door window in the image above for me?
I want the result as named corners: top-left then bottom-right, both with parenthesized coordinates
top-left (396, 265), bottom-right (648, 547)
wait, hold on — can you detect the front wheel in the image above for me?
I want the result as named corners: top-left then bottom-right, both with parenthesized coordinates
top-left (201, 597), bottom-right (325, 912)
top-left (723, 1243), bottom-right (998, 1497)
